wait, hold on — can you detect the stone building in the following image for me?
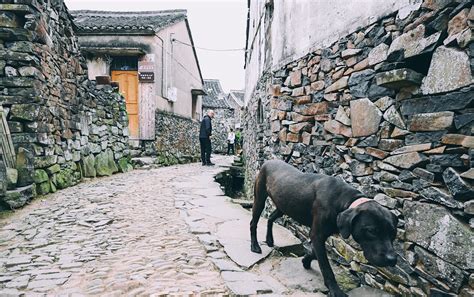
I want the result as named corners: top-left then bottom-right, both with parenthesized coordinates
top-left (71, 10), bottom-right (205, 162)
top-left (0, 0), bottom-right (131, 209)
top-left (202, 79), bottom-right (235, 153)
top-left (227, 90), bottom-right (245, 128)
top-left (243, 0), bottom-right (473, 296)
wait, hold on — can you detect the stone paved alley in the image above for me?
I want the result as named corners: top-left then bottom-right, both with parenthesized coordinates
top-left (0, 156), bottom-right (390, 296)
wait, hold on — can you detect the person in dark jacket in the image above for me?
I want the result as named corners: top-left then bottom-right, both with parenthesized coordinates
top-left (199, 110), bottom-right (215, 166)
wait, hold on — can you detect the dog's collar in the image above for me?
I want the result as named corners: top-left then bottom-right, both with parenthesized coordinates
top-left (349, 197), bottom-right (372, 209)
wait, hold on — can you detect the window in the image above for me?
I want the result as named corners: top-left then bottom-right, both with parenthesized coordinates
top-left (192, 94), bottom-right (198, 120)
top-left (257, 98), bottom-right (264, 124)
top-left (110, 56), bottom-right (138, 71)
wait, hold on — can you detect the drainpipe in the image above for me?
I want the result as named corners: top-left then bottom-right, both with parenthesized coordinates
top-left (155, 34), bottom-right (165, 97)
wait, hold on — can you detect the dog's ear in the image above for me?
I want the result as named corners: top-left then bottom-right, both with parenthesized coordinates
top-left (337, 208), bottom-right (358, 239)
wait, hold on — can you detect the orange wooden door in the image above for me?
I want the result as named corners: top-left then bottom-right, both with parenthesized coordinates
top-left (111, 71), bottom-right (139, 139)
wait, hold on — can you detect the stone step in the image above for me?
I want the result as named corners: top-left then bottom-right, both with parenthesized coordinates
top-left (3, 184), bottom-right (35, 209)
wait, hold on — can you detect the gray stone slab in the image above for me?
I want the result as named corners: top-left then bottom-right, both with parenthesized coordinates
top-left (258, 257), bottom-right (328, 293)
top-left (216, 218), bottom-right (301, 268)
top-left (211, 258), bottom-right (243, 271)
top-left (348, 286), bottom-right (394, 297)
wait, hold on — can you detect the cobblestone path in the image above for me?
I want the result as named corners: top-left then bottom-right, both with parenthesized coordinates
top-left (0, 160), bottom-right (229, 296)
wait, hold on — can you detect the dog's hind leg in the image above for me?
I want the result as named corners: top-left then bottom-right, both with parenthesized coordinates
top-left (250, 172), bottom-right (268, 254)
top-left (302, 250), bottom-right (315, 269)
top-left (266, 209), bottom-right (283, 247)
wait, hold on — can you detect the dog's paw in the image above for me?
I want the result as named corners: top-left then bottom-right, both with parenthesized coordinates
top-left (266, 237), bottom-right (274, 247)
top-left (251, 242), bottom-right (262, 254)
top-left (302, 255), bottom-right (312, 269)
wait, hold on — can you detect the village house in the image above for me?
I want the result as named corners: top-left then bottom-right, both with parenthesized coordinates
top-left (226, 90), bottom-right (245, 129)
top-left (71, 10), bottom-right (205, 146)
top-left (202, 79), bottom-right (235, 153)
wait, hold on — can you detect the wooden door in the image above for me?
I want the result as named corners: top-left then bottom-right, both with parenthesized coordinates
top-left (111, 71), bottom-right (139, 139)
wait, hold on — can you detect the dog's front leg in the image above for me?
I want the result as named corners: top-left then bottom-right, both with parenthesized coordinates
top-left (311, 223), bottom-right (347, 297)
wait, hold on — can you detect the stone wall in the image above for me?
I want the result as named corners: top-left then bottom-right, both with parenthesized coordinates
top-left (0, 0), bottom-right (131, 209)
top-left (243, 1), bottom-right (473, 296)
top-left (152, 110), bottom-right (200, 165)
top-left (203, 107), bottom-right (235, 154)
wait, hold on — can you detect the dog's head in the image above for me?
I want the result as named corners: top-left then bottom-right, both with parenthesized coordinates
top-left (337, 200), bottom-right (398, 267)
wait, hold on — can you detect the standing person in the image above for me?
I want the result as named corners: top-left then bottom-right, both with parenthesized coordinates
top-left (235, 128), bottom-right (242, 151)
top-left (199, 110), bottom-right (215, 166)
top-left (227, 128), bottom-right (235, 155)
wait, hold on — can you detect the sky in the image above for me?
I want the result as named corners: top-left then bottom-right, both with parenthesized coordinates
top-left (64, 0), bottom-right (247, 93)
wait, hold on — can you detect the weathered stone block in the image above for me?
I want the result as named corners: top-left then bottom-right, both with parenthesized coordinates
top-left (286, 132), bottom-right (300, 143)
top-left (45, 164), bottom-right (60, 175)
top-left (378, 139), bottom-right (403, 152)
top-left (414, 245), bottom-right (465, 292)
top-left (383, 106), bottom-right (406, 129)
top-left (350, 98), bottom-right (382, 137)
top-left (443, 167), bottom-right (474, 200)
top-left (420, 186), bottom-right (463, 209)
top-left (270, 97), bottom-right (293, 111)
top-left (374, 96), bottom-right (394, 112)
top-left (10, 104), bottom-right (40, 122)
top-left (348, 69), bottom-right (375, 97)
top-left (289, 122), bottom-right (310, 134)
top-left (421, 46), bottom-right (473, 95)
top-left (6, 167), bottom-right (18, 190)
top-left (36, 181), bottom-right (50, 195)
top-left (289, 69), bottom-right (302, 87)
top-left (390, 143), bottom-right (432, 155)
top-left (401, 87), bottom-right (473, 116)
top-left (429, 154), bottom-right (466, 167)
top-left (15, 147), bottom-right (34, 187)
top-left (408, 111), bottom-right (454, 132)
top-left (33, 169), bottom-right (48, 184)
top-left (374, 193), bottom-right (398, 209)
top-left (271, 120), bottom-right (281, 133)
top-left (413, 167), bottom-right (435, 183)
top-left (404, 201), bottom-right (473, 270)
top-left (368, 43), bottom-right (389, 66)
top-left (324, 120), bottom-right (352, 138)
top-left (335, 106), bottom-right (351, 126)
top-left (384, 152), bottom-right (427, 169)
top-left (55, 169), bottom-right (75, 190)
top-left (441, 134), bottom-right (474, 148)
top-left (375, 68), bottom-right (424, 89)
top-left (118, 157), bottom-right (133, 173)
top-left (3, 185), bottom-right (35, 209)
top-left (325, 76), bottom-right (348, 93)
top-left (293, 102), bottom-right (328, 116)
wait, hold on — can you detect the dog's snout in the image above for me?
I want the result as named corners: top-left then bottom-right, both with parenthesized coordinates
top-left (386, 253), bottom-right (397, 266)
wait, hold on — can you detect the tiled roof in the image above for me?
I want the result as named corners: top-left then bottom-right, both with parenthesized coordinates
top-left (202, 79), bottom-right (232, 109)
top-left (71, 10), bottom-right (187, 34)
top-left (228, 90), bottom-right (244, 107)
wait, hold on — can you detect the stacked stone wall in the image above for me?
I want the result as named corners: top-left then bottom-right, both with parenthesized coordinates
top-left (153, 110), bottom-right (200, 165)
top-left (243, 1), bottom-right (473, 295)
top-left (0, 0), bottom-right (131, 209)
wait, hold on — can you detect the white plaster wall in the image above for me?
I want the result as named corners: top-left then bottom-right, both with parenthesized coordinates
top-left (155, 21), bottom-right (203, 119)
top-left (244, 0), bottom-right (414, 104)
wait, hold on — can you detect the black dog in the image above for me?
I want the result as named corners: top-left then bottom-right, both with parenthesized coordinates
top-left (250, 160), bottom-right (398, 297)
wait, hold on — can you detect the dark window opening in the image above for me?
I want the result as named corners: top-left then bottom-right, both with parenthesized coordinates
top-left (110, 56), bottom-right (139, 71)
top-left (192, 94), bottom-right (198, 120)
top-left (257, 99), bottom-right (264, 124)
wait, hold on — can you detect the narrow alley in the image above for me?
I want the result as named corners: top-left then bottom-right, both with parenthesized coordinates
top-left (0, 157), bottom-right (388, 296)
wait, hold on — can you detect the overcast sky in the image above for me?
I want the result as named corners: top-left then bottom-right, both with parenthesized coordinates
top-left (64, 0), bottom-right (247, 93)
